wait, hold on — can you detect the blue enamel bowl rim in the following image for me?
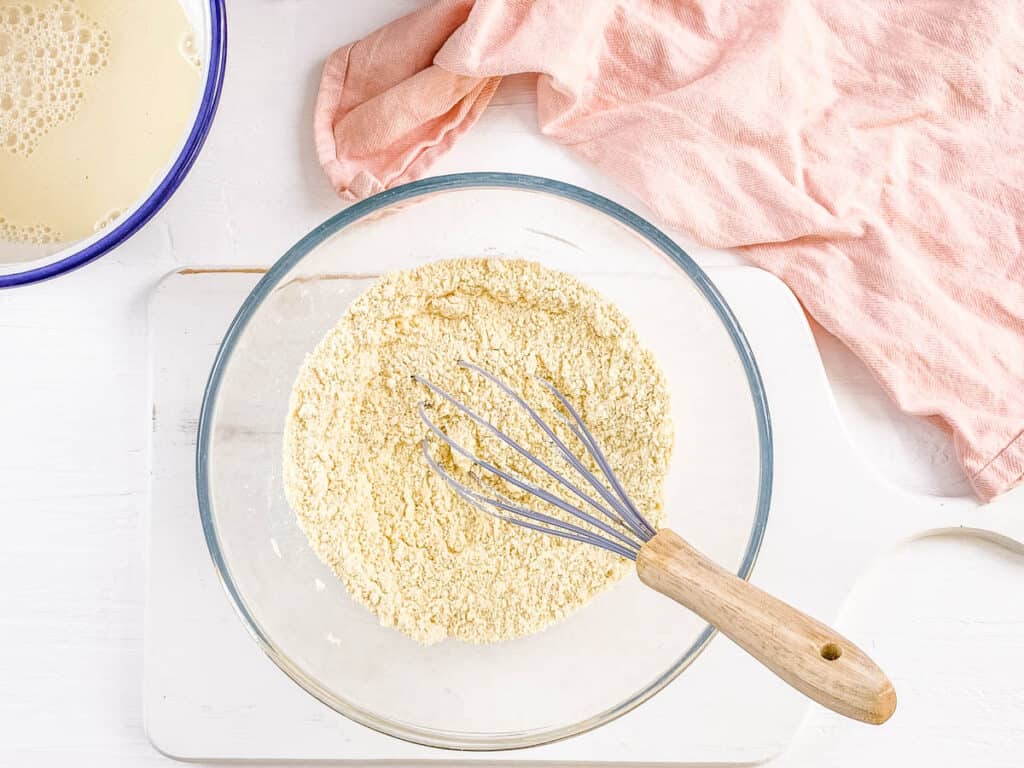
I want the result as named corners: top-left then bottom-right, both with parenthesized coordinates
top-left (0, 0), bottom-right (227, 288)
top-left (196, 172), bottom-right (774, 751)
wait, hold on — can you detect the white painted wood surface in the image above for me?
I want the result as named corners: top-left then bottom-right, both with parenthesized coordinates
top-left (1, 1), bottom-right (1022, 765)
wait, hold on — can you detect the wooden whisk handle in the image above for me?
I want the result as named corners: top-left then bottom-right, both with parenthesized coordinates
top-left (637, 528), bottom-right (896, 725)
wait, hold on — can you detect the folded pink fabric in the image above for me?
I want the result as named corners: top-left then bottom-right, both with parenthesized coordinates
top-left (315, 0), bottom-right (1024, 500)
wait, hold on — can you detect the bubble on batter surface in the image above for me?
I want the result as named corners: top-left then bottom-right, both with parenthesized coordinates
top-left (0, 214), bottom-right (61, 243)
top-left (178, 31), bottom-right (200, 69)
top-left (92, 206), bottom-right (123, 232)
top-left (0, 0), bottom-right (109, 157)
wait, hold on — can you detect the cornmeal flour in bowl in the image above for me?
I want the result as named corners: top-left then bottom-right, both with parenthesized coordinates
top-left (198, 174), bottom-right (772, 749)
top-left (283, 258), bottom-right (673, 645)
top-left (0, 0), bottom-right (225, 286)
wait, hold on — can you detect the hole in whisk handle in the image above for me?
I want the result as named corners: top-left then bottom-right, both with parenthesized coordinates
top-left (820, 642), bottom-right (842, 661)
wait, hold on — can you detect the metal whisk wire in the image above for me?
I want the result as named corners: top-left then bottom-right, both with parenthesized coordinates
top-left (415, 361), bottom-right (656, 560)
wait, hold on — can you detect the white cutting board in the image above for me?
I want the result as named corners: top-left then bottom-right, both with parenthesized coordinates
top-left (144, 265), bottom-right (1023, 764)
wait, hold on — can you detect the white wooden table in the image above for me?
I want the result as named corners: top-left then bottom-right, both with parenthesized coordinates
top-left (1, 2), bottom-right (1020, 765)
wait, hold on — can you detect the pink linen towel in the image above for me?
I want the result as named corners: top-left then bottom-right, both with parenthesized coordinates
top-left (315, 0), bottom-right (1024, 501)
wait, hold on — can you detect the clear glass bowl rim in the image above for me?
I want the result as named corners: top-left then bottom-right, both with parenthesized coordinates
top-left (0, 0), bottom-right (228, 288)
top-left (196, 172), bottom-right (774, 751)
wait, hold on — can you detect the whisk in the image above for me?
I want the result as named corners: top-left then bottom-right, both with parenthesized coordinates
top-left (417, 361), bottom-right (896, 725)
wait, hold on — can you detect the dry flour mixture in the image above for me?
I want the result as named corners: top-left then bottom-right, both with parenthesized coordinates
top-left (283, 258), bottom-right (673, 644)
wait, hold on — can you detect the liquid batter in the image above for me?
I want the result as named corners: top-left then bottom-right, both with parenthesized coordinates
top-left (0, 0), bottom-right (201, 252)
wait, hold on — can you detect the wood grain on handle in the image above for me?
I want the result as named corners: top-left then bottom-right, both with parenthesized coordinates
top-left (637, 529), bottom-right (896, 724)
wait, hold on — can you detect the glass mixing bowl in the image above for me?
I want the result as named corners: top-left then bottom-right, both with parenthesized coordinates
top-left (0, 0), bottom-right (226, 288)
top-left (197, 173), bottom-right (773, 750)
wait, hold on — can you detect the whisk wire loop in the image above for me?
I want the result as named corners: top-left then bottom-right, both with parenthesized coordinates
top-left (458, 362), bottom-right (651, 540)
top-left (421, 444), bottom-right (640, 560)
top-left (418, 403), bottom-right (644, 552)
top-left (416, 363), bottom-right (657, 559)
top-left (534, 377), bottom-right (658, 540)
top-left (414, 376), bottom-right (635, 536)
